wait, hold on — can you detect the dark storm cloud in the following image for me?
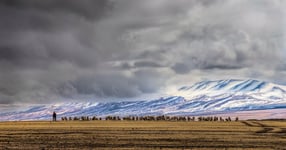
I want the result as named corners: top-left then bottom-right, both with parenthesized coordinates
top-left (0, 0), bottom-right (111, 20)
top-left (115, 60), bottom-right (164, 70)
top-left (0, 0), bottom-right (285, 105)
top-left (70, 74), bottom-right (141, 98)
top-left (0, 0), bottom-right (113, 70)
top-left (202, 64), bottom-right (242, 70)
top-left (171, 63), bottom-right (191, 74)
top-left (64, 69), bottom-right (167, 98)
top-left (134, 61), bottom-right (163, 68)
top-left (0, 0), bottom-right (115, 104)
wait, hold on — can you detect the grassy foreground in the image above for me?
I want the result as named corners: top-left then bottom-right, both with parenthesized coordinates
top-left (0, 121), bottom-right (286, 149)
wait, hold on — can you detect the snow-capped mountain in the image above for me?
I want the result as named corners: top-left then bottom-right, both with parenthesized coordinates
top-left (1, 79), bottom-right (286, 121)
top-left (177, 79), bottom-right (286, 99)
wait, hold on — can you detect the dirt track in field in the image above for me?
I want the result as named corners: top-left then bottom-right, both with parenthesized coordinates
top-left (0, 121), bottom-right (286, 149)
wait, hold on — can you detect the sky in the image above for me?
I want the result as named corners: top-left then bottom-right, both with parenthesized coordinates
top-left (0, 0), bottom-right (286, 105)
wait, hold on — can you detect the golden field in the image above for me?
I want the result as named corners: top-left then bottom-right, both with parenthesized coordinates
top-left (0, 120), bottom-right (286, 149)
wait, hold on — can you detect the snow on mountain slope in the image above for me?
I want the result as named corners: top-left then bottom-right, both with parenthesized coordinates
top-left (1, 79), bottom-right (286, 121)
top-left (177, 79), bottom-right (286, 100)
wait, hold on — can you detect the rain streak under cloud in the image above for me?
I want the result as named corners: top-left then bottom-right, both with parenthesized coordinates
top-left (0, 0), bottom-right (286, 105)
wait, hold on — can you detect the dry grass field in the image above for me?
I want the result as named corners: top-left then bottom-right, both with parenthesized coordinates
top-left (0, 120), bottom-right (286, 149)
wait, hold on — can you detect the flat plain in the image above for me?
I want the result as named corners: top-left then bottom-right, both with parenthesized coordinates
top-left (0, 120), bottom-right (286, 149)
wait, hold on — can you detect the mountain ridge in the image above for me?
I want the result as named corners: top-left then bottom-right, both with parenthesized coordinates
top-left (1, 79), bottom-right (286, 121)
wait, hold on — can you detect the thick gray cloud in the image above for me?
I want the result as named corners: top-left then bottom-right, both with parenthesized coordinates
top-left (0, 0), bottom-right (286, 105)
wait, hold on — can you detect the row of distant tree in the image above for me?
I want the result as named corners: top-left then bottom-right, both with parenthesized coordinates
top-left (60, 115), bottom-right (239, 122)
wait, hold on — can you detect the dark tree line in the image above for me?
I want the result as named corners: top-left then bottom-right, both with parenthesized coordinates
top-left (61, 115), bottom-right (239, 122)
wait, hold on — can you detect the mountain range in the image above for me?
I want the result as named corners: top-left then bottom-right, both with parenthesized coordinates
top-left (1, 79), bottom-right (286, 121)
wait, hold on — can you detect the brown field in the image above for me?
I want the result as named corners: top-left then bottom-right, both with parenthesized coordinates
top-left (0, 121), bottom-right (286, 150)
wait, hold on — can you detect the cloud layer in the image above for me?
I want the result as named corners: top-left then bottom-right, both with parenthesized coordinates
top-left (0, 0), bottom-right (286, 104)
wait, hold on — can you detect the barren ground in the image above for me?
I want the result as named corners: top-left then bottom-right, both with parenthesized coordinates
top-left (0, 121), bottom-right (286, 149)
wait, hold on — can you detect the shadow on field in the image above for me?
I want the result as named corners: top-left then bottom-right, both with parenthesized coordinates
top-left (241, 121), bottom-right (255, 127)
